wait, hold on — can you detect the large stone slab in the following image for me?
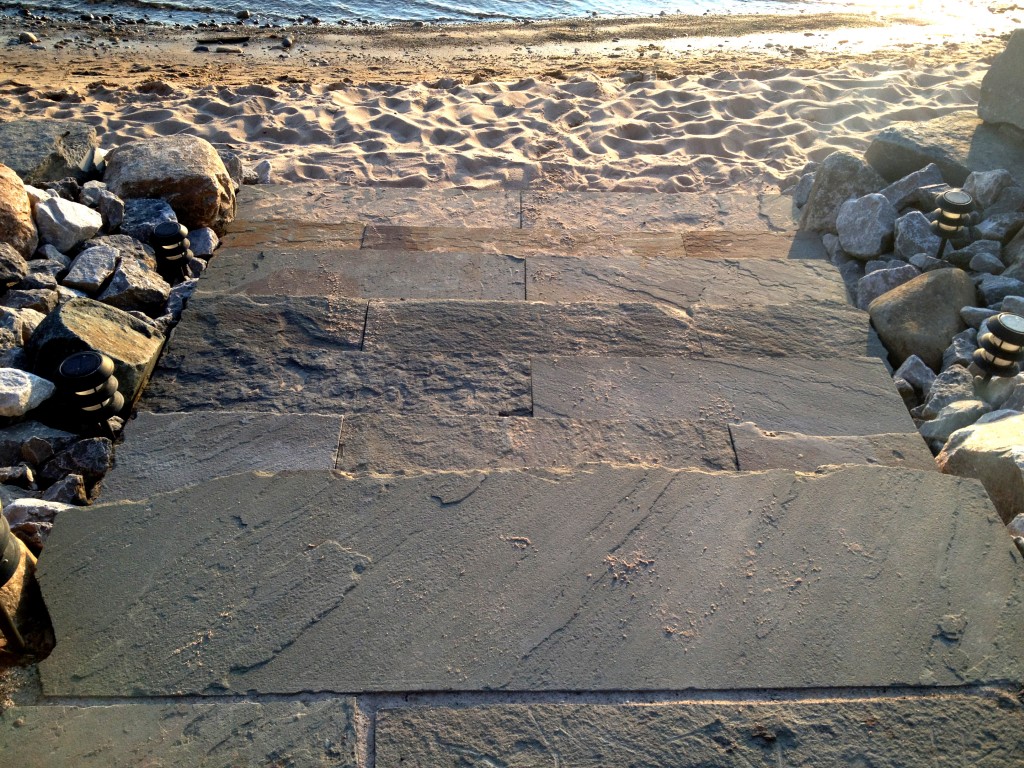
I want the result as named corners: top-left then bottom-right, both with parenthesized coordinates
top-left (361, 224), bottom-right (688, 258)
top-left (362, 300), bottom-right (701, 356)
top-left (219, 221), bottom-right (365, 251)
top-left (235, 185), bottom-right (520, 227)
top-left (521, 190), bottom-right (718, 231)
top-left (37, 465), bottom-right (1023, 695)
top-left (102, 411), bottom-right (344, 500)
top-left (375, 694), bottom-right (1024, 766)
top-left (689, 302), bottom-right (874, 359)
top-left (338, 415), bottom-right (735, 473)
top-left (0, 700), bottom-right (357, 767)
top-left (143, 295), bottom-right (530, 414)
top-left (729, 421), bottom-right (936, 471)
top-left (682, 231), bottom-right (825, 260)
top-left (533, 355), bottom-right (916, 436)
top-left (526, 255), bottom-right (848, 307)
top-left (200, 247), bottom-right (526, 299)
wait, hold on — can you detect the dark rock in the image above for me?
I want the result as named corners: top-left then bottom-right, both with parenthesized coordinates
top-left (895, 210), bottom-right (942, 260)
top-left (0, 242), bottom-right (29, 288)
top-left (62, 245), bottom-right (118, 293)
top-left (0, 119), bottom-right (98, 184)
top-left (986, 184), bottom-right (1024, 216)
top-left (0, 163), bottom-right (38, 258)
top-left (857, 264), bottom-right (920, 310)
top-left (942, 328), bottom-right (978, 370)
top-left (1006, 224), bottom-right (1024, 267)
top-left (40, 177), bottom-right (82, 202)
top-left (922, 365), bottom-right (977, 419)
top-left (97, 189), bottom-right (124, 231)
top-left (97, 258), bottom-right (171, 316)
top-left (119, 198), bottom-right (177, 242)
top-left (40, 437), bottom-right (112, 485)
top-left (946, 239), bottom-right (1001, 269)
top-left (0, 421), bottom-right (76, 465)
top-left (0, 289), bottom-right (58, 314)
top-left (978, 274), bottom-right (1024, 306)
top-left (800, 151), bottom-right (885, 233)
top-left (879, 163), bottom-right (944, 210)
top-left (979, 28), bottom-right (1024, 134)
top-left (40, 473), bottom-right (87, 504)
top-left (104, 135), bottom-right (236, 234)
top-left (836, 193), bottom-right (896, 260)
top-left (26, 297), bottom-right (165, 409)
top-left (0, 464), bottom-right (34, 488)
top-left (81, 234), bottom-right (156, 269)
top-left (969, 250), bottom-right (1005, 275)
top-left (974, 212), bottom-right (1024, 244)
top-left (868, 268), bottom-right (976, 371)
top-left (894, 354), bottom-right (936, 394)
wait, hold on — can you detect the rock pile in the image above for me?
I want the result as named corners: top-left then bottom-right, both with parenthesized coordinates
top-left (0, 124), bottom-right (233, 554)
top-left (795, 143), bottom-right (1024, 529)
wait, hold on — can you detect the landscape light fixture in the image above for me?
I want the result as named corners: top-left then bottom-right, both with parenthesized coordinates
top-left (972, 313), bottom-right (1024, 380)
top-left (150, 221), bottom-right (192, 284)
top-left (933, 189), bottom-right (977, 259)
top-left (0, 515), bottom-right (28, 652)
top-left (55, 350), bottom-right (124, 437)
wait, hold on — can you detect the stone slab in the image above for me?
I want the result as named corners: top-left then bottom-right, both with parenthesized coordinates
top-left (521, 190), bottom-right (719, 231)
top-left (362, 300), bottom-right (701, 356)
top-left (37, 464), bottom-right (1024, 695)
top-left (234, 184), bottom-right (520, 228)
top-left (729, 421), bottom-right (937, 472)
top-left (682, 230), bottom-right (826, 260)
top-left (526, 255), bottom-right (848, 307)
top-left (338, 415), bottom-right (736, 473)
top-left (143, 294), bottom-right (530, 414)
top-left (102, 411), bottom-right (344, 500)
top-left (689, 302), bottom-right (873, 359)
top-left (361, 224), bottom-right (688, 258)
top-left (375, 694), bottom-right (1024, 766)
top-left (533, 355), bottom-right (917, 436)
top-left (199, 247), bottom-right (526, 299)
top-left (218, 221), bottom-right (365, 252)
top-left (0, 700), bottom-right (357, 767)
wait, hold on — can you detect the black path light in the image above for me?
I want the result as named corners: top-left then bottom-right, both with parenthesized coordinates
top-left (972, 313), bottom-right (1024, 380)
top-left (150, 221), bottom-right (192, 284)
top-left (933, 189), bottom-right (978, 259)
top-left (54, 350), bottom-right (124, 438)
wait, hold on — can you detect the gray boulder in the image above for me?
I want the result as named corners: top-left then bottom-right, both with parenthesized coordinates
top-left (188, 227), bottom-right (219, 258)
top-left (0, 367), bottom-right (54, 417)
top-left (97, 189), bottom-right (125, 231)
top-left (969, 250), bottom-right (1005, 275)
top-left (0, 421), bottom-right (75, 465)
top-left (941, 328), bottom-right (978, 370)
top-left (921, 365), bottom-right (976, 419)
top-left (908, 253), bottom-right (951, 272)
top-left (62, 245), bottom-right (119, 293)
top-left (945, 239), bottom-right (1001, 270)
top-left (98, 258), bottom-right (171, 316)
top-left (1006, 226), bottom-right (1024, 266)
top-left (879, 163), bottom-right (944, 210)
top-left (836, 193), bottom-right (897, 260)
top-left (975, 213), bottom-right (1024, 244)
top-left (868, 268), bottom-right (975, 371)
top-left (894, 210), bottom-right (943, 260)
top-left (1003, 295), bottom-right (1024, 315)
top-left (937, 412), bottom-right (1024, 523)
top-left (81, 234), bottom-right (156, 269)
top-left (26, 297), bottom-right (165, 409)
top-left (919, 399), bottom-right (990, 445)
top-left (218, 150), bottom-right (244, 192)
top-left (865, 125), bottom-right (971, 186)
top-left (34, 197), bottom-right (102, 253)
top-left (104, 135), bottom-right (236, 234)
top-left (1, 289), bottom-right (58, 314)
top-left (799, 151), bottom-right (885, 233)
top-left (0, 242), bottom-right (29, 288)
top-left (893, 353), bottom-right (936, 393)
top-left (964, 169), bottom-right (1014, 210)
top-left (0, 163), bottom-right (38, 258)
top-left (78, 180), bottom-right (106, 207)
top-left (979, 29), bottom-right (1024, 134)
top-left (856, 264), bottom-right (919, 310)
top-left (988, 184), bottom-right (1024, 216)
top-left (0, 119), bottom-right (98, 184)
top-left (119, 198), bottom-right (177, 242)
top-left (978, 274), bottom-right (1024, 307)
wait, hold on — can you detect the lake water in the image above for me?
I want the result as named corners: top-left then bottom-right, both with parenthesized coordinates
top-left (3, 0), bottom-right (912, 26)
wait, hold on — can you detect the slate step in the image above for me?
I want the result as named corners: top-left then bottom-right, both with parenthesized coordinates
top-left (533, 355), bottom-right (916, 436)
top-left (231, 184), bottom-right (795, 233)
top-left (375, 694), bottom-right (1024, 766)
top-left (0, 700), bottom-right (358, 767)
top-left (37, 465), bottom-right (1023, 696)
top-left (198, 248), bottom-right (527, 300)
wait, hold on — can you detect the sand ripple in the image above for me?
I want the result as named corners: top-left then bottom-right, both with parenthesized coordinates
top-left (0, 59), bottom-right (985, 191)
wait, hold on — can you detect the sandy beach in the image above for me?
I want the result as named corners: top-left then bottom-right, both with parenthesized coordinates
top-left (0, 10), bottom-right (1018, 192)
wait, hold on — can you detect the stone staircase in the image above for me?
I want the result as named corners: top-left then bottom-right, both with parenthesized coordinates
top-left (3, 186), bottom-right (1022, 766)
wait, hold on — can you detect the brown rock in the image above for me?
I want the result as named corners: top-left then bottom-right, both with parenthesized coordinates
top-left (937, 413), bottom-right (1024, 523)
top-left (103, 136), bottom-right (236, 234)
top-left (0, 163), bottom-right (38, 258)
top-left (868, 269), bottom-right (976, 372)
